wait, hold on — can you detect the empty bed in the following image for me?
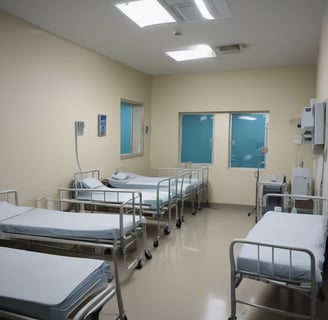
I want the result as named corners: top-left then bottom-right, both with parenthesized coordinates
top-left (109, 168), bottom-right (203, 225)
top-left (70, 170), bottom-right (177, 247)
top-left (0, 246), bottom-right (115, 320)
top-left (228, 207), bottom-right (328, 320)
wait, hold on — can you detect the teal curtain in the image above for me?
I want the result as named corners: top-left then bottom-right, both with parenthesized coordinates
top-left (180, 114), bottom-right (213, 164)
top-left (120, 102), bottom-right (132, 155)
top-left (230, 113), bottom-right (267, 168)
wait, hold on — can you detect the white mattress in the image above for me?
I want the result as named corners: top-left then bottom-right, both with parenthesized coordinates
top-left (76, 185), bottom-right (171, 210)
top-left (237, 211), bottom-right (327, 282)
top-left (0, 201), bottom-right (144, 240)
top-left (0, 246), bottom-right (110, 320)
top-left (109, 172), bottom-right (200, 196)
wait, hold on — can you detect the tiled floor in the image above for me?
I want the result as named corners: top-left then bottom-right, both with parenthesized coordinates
top-left (101, 205), bottom-right (328, 320)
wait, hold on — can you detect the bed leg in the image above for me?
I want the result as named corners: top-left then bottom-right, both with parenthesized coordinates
top-left (112, 248), bottom-right (128, 320)
top-left (229, 243), bottom-right (237, 320)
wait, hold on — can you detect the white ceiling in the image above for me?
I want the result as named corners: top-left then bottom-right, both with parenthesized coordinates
top-left (0, 0), bottom-right (325, 75)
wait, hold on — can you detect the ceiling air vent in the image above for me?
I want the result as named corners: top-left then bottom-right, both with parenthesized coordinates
top-left (215, 44), bottom-right (247, 54)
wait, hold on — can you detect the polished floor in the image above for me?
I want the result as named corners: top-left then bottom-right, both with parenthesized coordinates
top-left (101, 205), bottom-right (328, 320)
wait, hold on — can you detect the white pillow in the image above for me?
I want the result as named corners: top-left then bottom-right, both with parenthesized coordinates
top-left (112, 172), bottom-right (128, 180)
top-left (82, 178), bottom-right (104, 189)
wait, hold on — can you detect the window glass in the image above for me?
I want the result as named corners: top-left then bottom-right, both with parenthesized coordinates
top-left (120, 101), bottom-right (144, 158)
top-left (230, 113), bottom-right (268, 168)
top-left (180, 113), bottom-right (213, 164)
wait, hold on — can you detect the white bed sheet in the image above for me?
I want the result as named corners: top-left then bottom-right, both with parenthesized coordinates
top-left (0, 201), bottom-right (144, 240)
top-left (76, 185), bottom-right (171, 210)
top-left (109, 172), bottom-right (199, 195)
top-left (0, 246), bottom-right (110, 320)
top-left (237, 211), bottom-right (327, 282)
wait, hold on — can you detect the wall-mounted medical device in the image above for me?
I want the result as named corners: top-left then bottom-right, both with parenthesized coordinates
top-left (75, 121), bottom-right (85, 136)
top-left (301, 101), bottom-right (325, 145)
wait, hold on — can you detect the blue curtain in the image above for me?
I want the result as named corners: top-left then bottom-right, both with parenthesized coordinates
top-left (180, 114), bottom-right (213, 164)
top-left (120, 103), bottom-right (132, 155)
top-left (230, 113), bottom-right (267, 168)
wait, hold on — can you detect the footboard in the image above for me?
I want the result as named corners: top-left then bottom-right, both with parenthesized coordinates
top-left (229, 239), bottom-right (319, 320)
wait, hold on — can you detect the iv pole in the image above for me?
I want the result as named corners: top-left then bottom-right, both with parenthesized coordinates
top-left (248, 146), bottom-right (268, 221)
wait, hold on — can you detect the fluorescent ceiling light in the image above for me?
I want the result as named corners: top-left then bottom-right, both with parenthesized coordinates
top-left (115, 0), bottom-right (176, 28)
top-left (194, 0), bottom-right (215, 20)
top-left (166, 44), bottom-right (216, 62)
top-left (238, 116), bottom-right (257, 121)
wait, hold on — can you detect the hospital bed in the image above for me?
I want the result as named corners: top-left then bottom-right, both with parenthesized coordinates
top-left (69, 169), bottom-right (177, 248)
top-left (150, 165), bottom-right (209, 211)
top-left (110, 165), bottom-right (209, 223)
top-left (0, 246), bottom-right (116, 320)
top-left (228, 194), bottom-right (328, 320)
top-left (0, 189), bottom-right (151, 270)
top-left (0, 189), bottom-right (133, 320)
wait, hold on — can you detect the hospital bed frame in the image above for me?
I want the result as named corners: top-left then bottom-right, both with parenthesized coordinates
top-left (228, 194), bottom-right (328, 320)
top-left (72, 169), bottom-right (178, 248)
top-left (150, 165), bottom-right (209, 214)
top-left (0, 265), bottom-right (116, 320)
top-left (47, 188), bottom-right (152, 269)
top-left (0, 189), bottom-right (149, 320)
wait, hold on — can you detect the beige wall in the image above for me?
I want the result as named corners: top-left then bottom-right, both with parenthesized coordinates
top-left (0, 11), bottom-right (152, 206)
top-left (150, 67), bottom-right (316, 205)
top-left (0, 9), bottom-right (320, 207)
top-left (317, 0), bottom-right (328, 200)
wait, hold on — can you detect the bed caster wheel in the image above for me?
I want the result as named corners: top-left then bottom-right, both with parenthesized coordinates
top-left (145, 250), bottom-right (152, 260)
top-left (153, 239), bottom-right (159, 248)
top-left (192, 209), bottom-right (196, 215)
top-left (120, 314), bottom-right (128, 320)
top-left (228, 316), bottom-right (237, 320)
top-left (164, 226), bottom-right (171, 235)
top-left (176, 219), bottom-right (182, 228)
top-left (136, 259), bottom-right (143, 269)
top-left (104, 248), bottom-right (112, 255)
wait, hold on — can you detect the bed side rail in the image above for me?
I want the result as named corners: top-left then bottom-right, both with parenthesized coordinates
top-left (57, 187), bottom-right (142, 210)
top-left (156, 176), bottom-right (178, 203)
top-left (230, 239), bottom-right (317, 285)
top-left (42, 189), bottom-right (144, 237)
top-left (229, 239), bottom-right (318, 320)
top-left (73, 169), bottom-right (100, 183)
top-left (0, 189), bottom-right (18, 205)
top-left (260, 193), bottom-right (328, 218)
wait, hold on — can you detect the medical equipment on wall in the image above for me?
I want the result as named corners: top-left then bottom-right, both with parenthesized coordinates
top-left (300, 101), bottom-right (325, 145)
top-left (291, 167), bottom-right (312, 196)
top-left (75, 121), bottom-right (85, 171)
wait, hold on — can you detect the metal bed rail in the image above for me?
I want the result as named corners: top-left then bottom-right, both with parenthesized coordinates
top-left (0, 189), bottom-right (18, 205)
top-left (0, 191), bottom-right (128, 320)
top-left (229, 239), bottom-right (318, 320)
top-left (260, 193), bottom-right (328, 221)
top-left (47, 190), bottom-right (152, 269)
top-left (150, 165), bottom-right (210, 211)
top-left (74, 169), bottom-right (179, 247)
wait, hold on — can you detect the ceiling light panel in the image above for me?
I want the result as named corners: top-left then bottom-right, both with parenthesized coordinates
top-left (115, 0), bottom-right (176, 28)
top-left (166, 44), bottom-right (216, 61)
top-left (163, 0), bottom-right (230, 22)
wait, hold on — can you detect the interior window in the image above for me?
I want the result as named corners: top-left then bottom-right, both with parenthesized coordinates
top-left (180, 113), bottom-right (213, 164)
top-left (230, 113), bottom-right (269, 168)
top-left (120, 101), bottom-right (144, 158)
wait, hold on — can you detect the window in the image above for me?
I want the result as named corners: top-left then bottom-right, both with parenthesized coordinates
top-left (180, 113), bottom-right (213, 164)
top-left (230, 113), bottom-right (269, 168)
top-left (120, 101), bottom-right (144, 158)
